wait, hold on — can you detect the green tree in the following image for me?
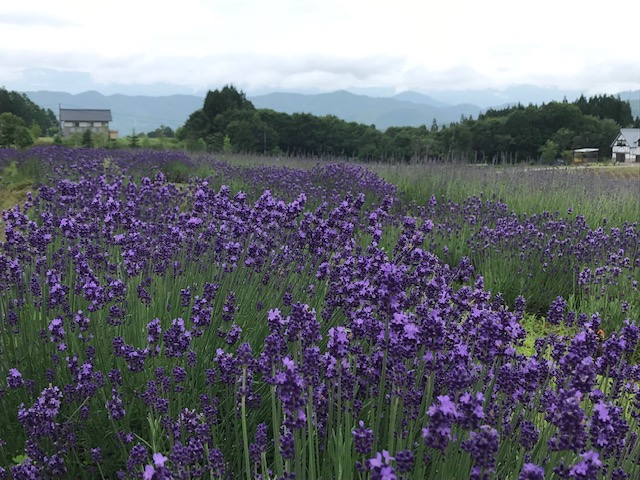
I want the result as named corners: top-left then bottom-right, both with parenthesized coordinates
top-left (0, 87), bottom-right (58, 134)
top-left (223, 135), bottom-right (233, 153)
top-left (180, 109), bottom-right (211, 141)
top-left (552, 127), bottom-right (575, 152)
top-left (539, 139), bottom-right (560, 163)
top-left (226, 119), bottom-right (258, 152)
top-left (81, 129), bottom-right (93, 148)
top-left (128, 129), bottom-right (139, 148)
top-left (30, 122), bottom-right (42, 140)
top-left (147, 125), bottom-right (174, 138)
top-left (0, 112), bottom-right (34, 148)
top-left (180, 85), bottom-right (256, 144)
top-left (574, 94), bottom-right (633, 126)
top-left (203, 85), bottom-right (254, 122)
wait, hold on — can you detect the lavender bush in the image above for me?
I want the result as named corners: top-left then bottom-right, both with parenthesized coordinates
top-left (0, 147), bottom-right (638, 479)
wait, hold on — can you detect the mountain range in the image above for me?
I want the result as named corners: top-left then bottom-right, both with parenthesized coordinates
top-left (22, 88), bottom-right (640, 136)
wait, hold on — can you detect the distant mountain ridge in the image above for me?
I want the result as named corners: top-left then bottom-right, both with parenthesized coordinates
top-left (250, 90), bottom-right (482, 129)
top-left (23, 90), bottom-right (204, 136)
top-left (22, 87), bottom-right (640, 136)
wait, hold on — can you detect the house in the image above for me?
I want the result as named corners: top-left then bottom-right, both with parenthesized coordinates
top-left (59, 108), bottom-right (112, 138)
top-left (611, 128), bottom-right (640, 163)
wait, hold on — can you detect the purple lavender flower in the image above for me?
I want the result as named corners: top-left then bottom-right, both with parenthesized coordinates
top-left (180, 287), bottom-right (191, 308)
top-left (279, 431), bottom-right (295, 460)
top-left (147, 318), bottom-right (162, 344)
top-left (208, 447), bottom-right (226, 477)
top-left (461, 426), bottom-right (499, 480)
top-left (249, 423), bottom-right (268, 463)
top-left (422, 395), bottom-right (460, 453)
top-left (10, 457), bottom-right (42, 479)
top-left (546, 388), bottom-right (587, 453)
top-left (17, 385), bottom-right (63, 439)
top-left (328, 326), bottom-right (350, 357)
top-left (91, 447), bottom-right (102, 464)
top-left (546, 296), bottom-right (567, 325)
top-left (226, 324), bottom-right (243, 345)
top-left (588, 401), bottom-right (629, 459)
top-left (163, 318), bottom-right (192, 357)
top-left (143, 452), bottom-right (171, 480)
top-left (394, 449), bottom-right (414, 474)
top-left (367, 450), bottom-right (396, 480)
top-left (519, 463), bottom-right (545, 480)
top-left (106, 389), bottom-right (126, 420)
top-left (222, 291), bottom-right (236, 322)
top-left (108, 369), bottom-right (123, 387)
top-left (457, 392), bottom-right (485, 430)
top-left (203, 282), bottom-right (219, 302)
top-left (127, 444), bottom-right (149, 476)
top-left (570, 356), bottom-right (596, 394)
top-left (7, 368), bottom-right (24, 389)
top-left (519, 420), bottom-right (539, 451)
top-left (172, 366), bottom-right (187, 383)
top-left (48, 317), bottom-right (66, 348)
top-left (273, 357), bottom-right (307, 429)
top-left (568, 450), bottom-right (602, 479)
top-left (352, 420), bottom-right (374, 455)
top-left (137, 285), bottom-right (152, 306)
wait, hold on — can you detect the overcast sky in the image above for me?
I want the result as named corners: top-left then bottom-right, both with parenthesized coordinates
top-left (1, 0), bottom-right (639, 95)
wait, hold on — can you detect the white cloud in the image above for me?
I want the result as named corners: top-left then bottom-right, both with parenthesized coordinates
top-left (1, 0), bottom-right (638, 94)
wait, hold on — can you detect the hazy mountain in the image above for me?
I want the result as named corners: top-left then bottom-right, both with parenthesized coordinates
top-left (250, 90), bottom-right (482, 129)
top-left (22, 87), bottom-right (640, 136)
top-left (392, 91), bottom-right (450, 108)
top-left (24, 90), bottom-right (205, 134)
top-left (425, 84), bottom-right (586, 109)
top-left (616, 90), bottom-right (640, 119)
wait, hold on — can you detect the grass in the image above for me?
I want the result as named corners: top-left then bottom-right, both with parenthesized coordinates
top-left (0, 158), bottom-right (41, 241)
top-left (369, 161), bottom-right (640, 227)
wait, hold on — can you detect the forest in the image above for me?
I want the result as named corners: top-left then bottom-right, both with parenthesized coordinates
top-left (0, 87), bottom-right (58, 148)
top-left (1, 84), bottom-right (637, 163)
top-left (178, 86), bottom-right (637, 163)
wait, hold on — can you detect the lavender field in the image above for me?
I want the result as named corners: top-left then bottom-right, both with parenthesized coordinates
top-left (0, 147), bottom-right (639, 479)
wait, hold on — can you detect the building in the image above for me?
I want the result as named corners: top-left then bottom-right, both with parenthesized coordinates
top-left (573, 148), bottom-right (598, 164)
top-left (59, 108), bottom-right (112, 138)
top-left (611, 128), bottom-right (640, 163)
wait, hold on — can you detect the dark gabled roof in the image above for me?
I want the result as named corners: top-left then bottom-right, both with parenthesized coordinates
top-left (611, 128), bottom-right (640, 148)
top-left (60, 109), bottom-right (112, 122)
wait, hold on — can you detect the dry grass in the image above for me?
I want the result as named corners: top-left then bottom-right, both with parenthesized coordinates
top-left (578, 163), bottom-right (640, 180)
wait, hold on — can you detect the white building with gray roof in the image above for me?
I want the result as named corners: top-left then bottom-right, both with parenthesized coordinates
top-left (59, 108), bottom-right (112, 138)
top-left (611, 128), bottom-right (640, 163)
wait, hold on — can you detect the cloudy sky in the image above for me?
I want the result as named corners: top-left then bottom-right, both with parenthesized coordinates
top-left (1, 0), bottom-right (639, 95)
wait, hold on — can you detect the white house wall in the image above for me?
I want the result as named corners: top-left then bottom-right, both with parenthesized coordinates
top-left (612, 146), bottom-right (640, 162)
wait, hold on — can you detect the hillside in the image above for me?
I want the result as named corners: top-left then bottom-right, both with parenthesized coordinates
top-left (250, 90), bottom-right (482, 129)
top-left (23, 90), bottom-right (204, 135)
top-left (22, 88), bottom-right (640, 136)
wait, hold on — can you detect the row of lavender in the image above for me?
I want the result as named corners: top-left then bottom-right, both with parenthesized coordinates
top-left (0, 146), bottom-right (638, 479)
top-left (412, 193), bottom-right (639, 327)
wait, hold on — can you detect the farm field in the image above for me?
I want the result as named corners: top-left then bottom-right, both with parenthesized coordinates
top-left (0, 146), bottom-right (639, 479)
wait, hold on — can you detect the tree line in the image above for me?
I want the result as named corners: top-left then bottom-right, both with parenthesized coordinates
top-left (1, 84), bottom-right (637, 163)
top-left (178, 85), bottom-right (638, 163)
top-left (0, 87), bottom-right (58, 148)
